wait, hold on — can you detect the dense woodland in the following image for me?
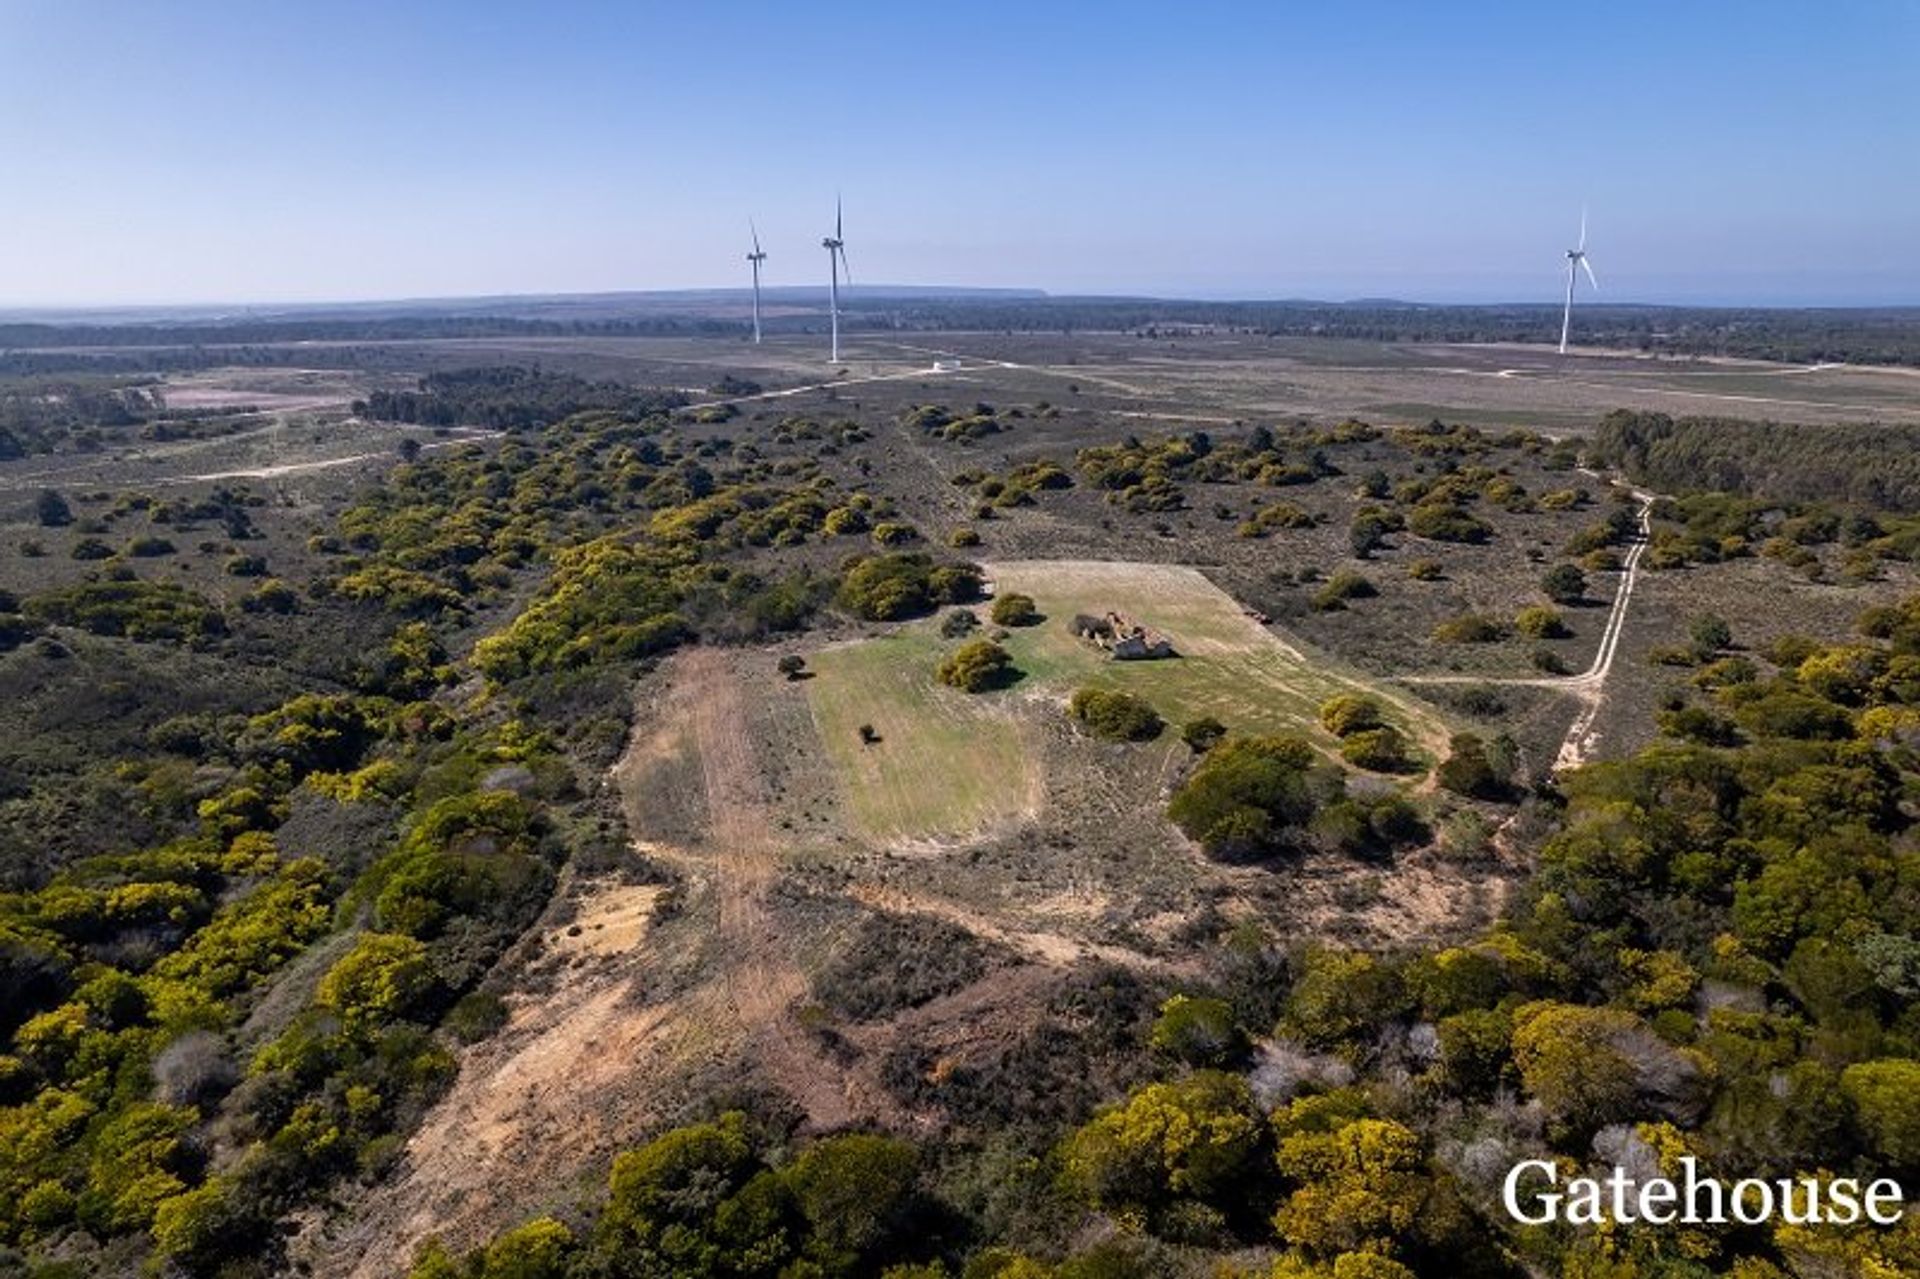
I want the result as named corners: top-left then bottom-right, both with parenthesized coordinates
top-left (1590, 411), bottom-right (1920, 513)
top-left (354, 369), bottom-right (689, 432)
top-left (1, 381), bottom-right (1917, 1278)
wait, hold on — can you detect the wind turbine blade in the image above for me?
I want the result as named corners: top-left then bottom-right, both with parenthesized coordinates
top-left (1578, 207), bottom-right (1588, 252)
top-left (838, 245), bottom-right (852, 288)
top-left (750, 218), bottom-right (761, 256)
top-left (1581, 257), bottom-right (1599, 290)
top-left (836, 195), bottom-right (843, 241)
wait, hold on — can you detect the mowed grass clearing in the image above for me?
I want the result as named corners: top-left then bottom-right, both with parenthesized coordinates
top-left (805, 628), bottom-right (1039, 843)
top-left (805, 560), bottom-right (1451, 843)
top-left (988, 560), bottom-right (1450, 754)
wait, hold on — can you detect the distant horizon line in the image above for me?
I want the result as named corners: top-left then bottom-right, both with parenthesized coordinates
top-left (2, 284), bottom-right (1917, 324)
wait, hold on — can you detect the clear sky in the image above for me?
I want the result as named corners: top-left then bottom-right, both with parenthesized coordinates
top-left (2, 0), bottom-right (1917, 308)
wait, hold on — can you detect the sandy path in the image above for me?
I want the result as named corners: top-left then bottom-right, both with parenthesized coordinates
top-left (313, 650), bottom-right (874, 1278)
top-left (665, 648), bottom-right (861, 1128)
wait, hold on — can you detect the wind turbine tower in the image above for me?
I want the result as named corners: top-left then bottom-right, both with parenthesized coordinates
top-left (1559, 209), bottom-right (1599, 355)
top-left (822, 198), bottom-right (851, 363)
top-left (746, 221), bottom-right (767, 344)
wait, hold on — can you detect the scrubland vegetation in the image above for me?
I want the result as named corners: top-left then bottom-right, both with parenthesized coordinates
top-left (2, 342), bottom-right (1918, 1279)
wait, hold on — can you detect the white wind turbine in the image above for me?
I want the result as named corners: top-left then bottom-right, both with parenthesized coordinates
top-left (746, 221), bottom-right (767, 344)
top-left (1559, 209), bottom-right (1599, 354)
top-left (822, 197), bottom-right (851, 363)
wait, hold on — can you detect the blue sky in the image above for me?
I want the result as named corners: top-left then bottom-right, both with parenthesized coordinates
top-left (1, 0), bottom-right (1916, 307)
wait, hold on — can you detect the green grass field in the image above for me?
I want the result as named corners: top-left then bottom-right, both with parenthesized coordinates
top-left (805, 560), bottom-right (1454, 843)
top-left (988, 561), bottom-right (1449, 749)
top-left (805, 628), bottom-right (1037, 843)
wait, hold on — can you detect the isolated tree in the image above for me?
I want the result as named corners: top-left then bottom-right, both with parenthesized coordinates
top-left (1541, 563), bottom-right (1587, 604)
top-left (777, 654), bottom-right (807, 681)
top-left (397, 437), bottom-right (424, 462)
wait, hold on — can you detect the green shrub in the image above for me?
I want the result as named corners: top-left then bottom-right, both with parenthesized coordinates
top-left (989, 592), bottom-right (1041, 626)
top-left (316, 933), bottom-right (435, 1026)
top-left (1068, 688), bottom-right (1164, 741)
top-left (936, 639), bottom-right (1015, 692)
top-left (1237, 502), bottom-right (1315, 538)
top-left (1514, 605), bottom-right (1568, 639)
top-left (1312, 571), bottom-right (1376, 612)
top-left (1432, 614), bottom-right (1506, 644)
top-left (26, 579), bottom-right (226, 642)
top-left (1319, 695), bottom-right (1384, 737)
top-left (1541, 563), bottom-right (1587, 603)
top-left (1182, 716), bottom-right (1228, 753)
top-left (1339, 727), bottom-right (1410, 772)
top-left (939, 608), bottom-right (979, 638)
top-left (1407, 504), bottom-right (1491, 543)
top-left (1149, 994), bottom-right (1247, 1067)
top-left (1435, 733), bottom-right (1507, 798)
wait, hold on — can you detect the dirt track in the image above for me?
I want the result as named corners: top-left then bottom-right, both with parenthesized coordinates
top-left (313, 650), bottom-right (873, 1278)
top-left (1400, 485), bottom-right (1656, 771)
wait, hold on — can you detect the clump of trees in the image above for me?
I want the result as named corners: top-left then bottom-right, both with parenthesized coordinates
top-left (25, 578), bottom-right (226, 643)
top-left (411, 1113), bottom-right (937, 1278)
top-left (357, 366), bottom-right (687, 431)
top-left (838, 554), bottom-right (984, 621)
top-left (1167, 734), bottom-right (1322, 858)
